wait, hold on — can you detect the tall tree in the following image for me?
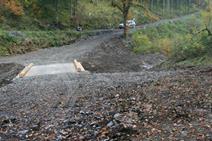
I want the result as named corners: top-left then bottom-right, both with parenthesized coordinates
top-left (112, 0), bottom-right (157, 39)
top-left (112, 0), bottom-right (133, 38)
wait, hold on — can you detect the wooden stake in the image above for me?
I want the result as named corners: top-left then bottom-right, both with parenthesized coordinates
top-left (73, 59), bottom-right (85, 72)
top-left (17, 63), bottom-right (34, 78)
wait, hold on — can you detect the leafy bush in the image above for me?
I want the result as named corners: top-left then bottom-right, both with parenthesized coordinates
top-left (142, 27), bottom-right (160, 39)
top-left (201, 8), bottom-right (212, 34)
top-left (171, 34), bottom-right (205, 61)
top-left (200, 34), bottom-right (212, 55)
top-left (132, 10), bottom-right (212, 65)
top-left (157, 38), bottom-right (173, 56)
top-left (132, 32), bottom-right (154, 53)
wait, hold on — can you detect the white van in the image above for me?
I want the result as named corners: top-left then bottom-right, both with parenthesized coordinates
top-left (119, 19), bottom-right (136, 29)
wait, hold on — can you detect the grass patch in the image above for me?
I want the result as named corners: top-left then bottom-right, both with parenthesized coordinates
top-left (0, 29), bottom-right (98, 56)
top-left (176, 55), bottom-right (212, 66)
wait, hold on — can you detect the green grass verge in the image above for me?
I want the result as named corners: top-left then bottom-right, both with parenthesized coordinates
top-left (176, 55), bottom-right (212, 66)
top-left (0, 29), bottom-right (101, 56)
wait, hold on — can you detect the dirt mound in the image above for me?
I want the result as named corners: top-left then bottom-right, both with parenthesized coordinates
top-left (0, 63), bottom-right (24, 87)
top-left (80, 37), bottom-right (165, 73)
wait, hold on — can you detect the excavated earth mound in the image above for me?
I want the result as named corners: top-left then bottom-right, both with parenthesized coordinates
top-left (0, 63), bottom-right (23, 88)
top-left (80, 37), bottom-right (166, 73)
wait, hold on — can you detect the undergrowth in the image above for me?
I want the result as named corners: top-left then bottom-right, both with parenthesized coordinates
top-left (0, 30), bottom-right (85, 55)
top-left (132, 9), bottom-right (212, 66)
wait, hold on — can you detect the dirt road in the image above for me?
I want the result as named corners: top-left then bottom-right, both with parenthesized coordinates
top-left (0, 33), bottom-right (119, 65)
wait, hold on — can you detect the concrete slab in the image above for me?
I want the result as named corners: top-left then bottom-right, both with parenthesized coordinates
top-left (25, 63), bottom-right (77, 77)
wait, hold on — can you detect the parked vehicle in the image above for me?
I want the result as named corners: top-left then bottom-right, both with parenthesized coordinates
top-left (76, 26), bottom-right (83, 31)
top-left (119, 19), bottom-right (136, 29)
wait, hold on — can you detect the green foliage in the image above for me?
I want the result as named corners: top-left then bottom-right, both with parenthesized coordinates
top-left (200, 34), bottom-right (212, 55)
top-left (171, 34), bottom-right (205, 61)
top-left (132, 32), bottom-right (154, 53)
top-left (157, 38), bottom-right (173, 56)
top-left (0, 0), bottom-right (208, 56)
top-left (78, 1), bottom-right (121, 29)
top-left (132, 20), bottom-right (191, 55)
top-left (0, 29), bottom-right (86, 55)
top-left (176, 55), bottom-right (212, 66)
top-left (132, 10), bottom-right (212, 65)
top-left (201, 5), bottom-right (212, 32)
top-left (0, 0), bottom-right (202, 30)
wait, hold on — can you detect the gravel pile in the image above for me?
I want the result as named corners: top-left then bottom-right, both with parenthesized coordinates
top-left (0, 68), bottom-right (211, 140)
top-left (0, 71), bottom-right (173, 140)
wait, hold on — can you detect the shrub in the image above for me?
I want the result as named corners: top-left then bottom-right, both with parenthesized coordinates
top-left (132, 11), bottom-right (211, 65)
top-left (0, 48), bottom-right (8, 55)
top-left (201, 8), bottom-right (212, 34)
top-left (142, 27), bottom-right (159, 39)
top-left (171, 34), bottom-right (205, 61)
top-left (157, 38), bottom-right (173, 56)
top-left (132, 32), bottom-right (154, 53)
top-left (200, 34), bottom-right (212, 55)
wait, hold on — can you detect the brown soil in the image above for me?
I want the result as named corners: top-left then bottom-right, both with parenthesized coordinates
top-left (0, 63), bottom-right (23, 88)
top-left (80, 37), bottom-right (166, 73)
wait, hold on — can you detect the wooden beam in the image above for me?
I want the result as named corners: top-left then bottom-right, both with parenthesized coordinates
top-left (73, 59), bottom-right (85, 72)
top-left (17, 63), bottom-right (34, 78)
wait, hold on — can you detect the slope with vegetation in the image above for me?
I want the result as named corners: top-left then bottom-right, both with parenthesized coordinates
top-left (131, 4), bottom-right (212, 67)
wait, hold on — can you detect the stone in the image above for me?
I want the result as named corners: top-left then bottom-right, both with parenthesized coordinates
top-left (114, 113), bottom-right (121, 119)
top-left (107, 121), bottom-right (114, 127)
top-left (8, 31), bottom-right (25, 38)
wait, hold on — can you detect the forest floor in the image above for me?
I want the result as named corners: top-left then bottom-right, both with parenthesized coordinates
top-left (0, 13), bottom-right (212, 140)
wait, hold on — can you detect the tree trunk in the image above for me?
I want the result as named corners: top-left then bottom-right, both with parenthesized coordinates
top-left (123, 12), bottom-right (128, 39)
